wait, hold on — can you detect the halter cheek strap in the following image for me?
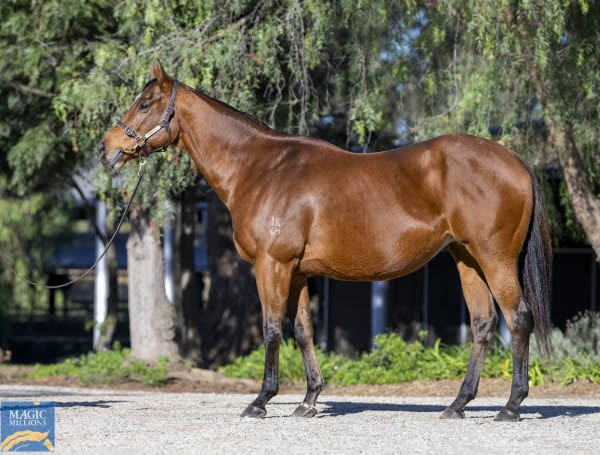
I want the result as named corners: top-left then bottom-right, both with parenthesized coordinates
top-left (116, 79), bottom-right (179, 162)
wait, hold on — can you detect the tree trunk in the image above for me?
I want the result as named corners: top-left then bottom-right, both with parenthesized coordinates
top-left (551, 124), bottom-right (600, 259)
top-left (127, 208), bottom-right (181, 363)
top-left (200, 191), bottom-right (262, 368)
top-left (96, 211), bottom-right (119, 350)
top-left (516, 20), bottom-right (600, 260)
top-left (173, 188), bottom-right (202, 363)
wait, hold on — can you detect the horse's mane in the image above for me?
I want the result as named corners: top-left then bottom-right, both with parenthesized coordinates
top-left (200, 91), bottom-right (275, 130)
top-left (142, 78), bottom-right (287, 135)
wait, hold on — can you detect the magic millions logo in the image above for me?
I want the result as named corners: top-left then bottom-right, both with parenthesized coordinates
top-left (0, 402), bottom-right (55, 452)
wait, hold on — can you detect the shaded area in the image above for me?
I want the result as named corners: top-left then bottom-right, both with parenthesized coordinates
top-left (319, 401), bottom-right (600, 420)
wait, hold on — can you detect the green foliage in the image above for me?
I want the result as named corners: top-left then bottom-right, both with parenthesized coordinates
top-left (28, 342), bottom-right (170, 386)
top-left (25, 313), bottom-right (600, 387)
top-left (0, 177), bottom-right (71, 314)
top-left (222, 333), bottom-right (514, 385)
top-left (0, 1), bottom-right (421, 281)
top-left (531, 311), bottom-right (600, 362)
top-left (0, 0), bottom-right (413, 313)
top-left (223, 318), bottom-right (600, 387)
top-left (220, 338), bottom-right (348, 384)
top-left (2, 0), bottom-right (596, 251)
top-left (409, 0), bottom-right (600, 246)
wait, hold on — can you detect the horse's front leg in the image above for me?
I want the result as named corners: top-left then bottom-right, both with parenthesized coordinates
top-left (288, 275), bottom-right (324, 417)
top-left (241, 255), bottom-right (294, 418)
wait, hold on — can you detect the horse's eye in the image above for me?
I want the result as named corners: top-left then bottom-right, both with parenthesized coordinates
top-left (137, 102), bottom-right (151, 111)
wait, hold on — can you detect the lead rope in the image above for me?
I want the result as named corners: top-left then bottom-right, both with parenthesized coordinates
top-left (0, 159), bottom-right (147, 289)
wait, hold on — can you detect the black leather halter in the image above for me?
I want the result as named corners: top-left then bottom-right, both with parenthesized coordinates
top-left (112, 79), bottom-right (179, 166)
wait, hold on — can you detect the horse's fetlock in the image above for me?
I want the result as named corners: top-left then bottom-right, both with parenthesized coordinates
top-left (514, 385), bottom-right (529, 400)
top-left (262, 379), bottom-right (279, 398)
top-left (459, 391), bottom-right (476, 402)
top-left (309, 375), bottom-right (324, 393)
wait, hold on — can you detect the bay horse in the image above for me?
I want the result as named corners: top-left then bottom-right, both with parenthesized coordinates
top-left (99, 62), bottom-right (552, 422)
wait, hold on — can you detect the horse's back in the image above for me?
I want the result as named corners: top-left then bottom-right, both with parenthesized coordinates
top-left (295, 134), bottom-right (533, 279)
top-left (232, 133), bottom-right (533, 280)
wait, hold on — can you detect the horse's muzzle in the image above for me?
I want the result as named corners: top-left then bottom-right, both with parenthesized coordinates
top-left (109, 149), bottom-right (125, 169)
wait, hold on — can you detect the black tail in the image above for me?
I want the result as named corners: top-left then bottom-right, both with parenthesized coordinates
top-left (522, 168), bottom-right (553, 359)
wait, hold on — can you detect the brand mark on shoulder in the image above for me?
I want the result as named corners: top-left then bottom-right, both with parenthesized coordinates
top-left (270, 216), bottom-right (281, 236)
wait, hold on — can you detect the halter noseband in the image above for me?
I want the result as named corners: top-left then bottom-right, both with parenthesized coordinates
top-left (112, 79), bottom-right (180, 166)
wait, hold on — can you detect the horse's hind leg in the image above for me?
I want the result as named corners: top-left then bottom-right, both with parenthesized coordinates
top-left (241, 255), bottom-right (294, 418)
top-left (484, 265), bottom-right (532, 422)
top-left (287, 275), bottom-right (324, 417)
top-left (441, 243), bottom-right (498, 419)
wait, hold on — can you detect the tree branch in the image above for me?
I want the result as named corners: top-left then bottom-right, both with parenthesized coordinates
top-left (5, 82), bottom-right (58, 98)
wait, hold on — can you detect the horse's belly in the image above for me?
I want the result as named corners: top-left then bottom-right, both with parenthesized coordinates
top-left (298, 229), bottom-right (450, 281)
top-left (298, 256), bottom-right (423, 281)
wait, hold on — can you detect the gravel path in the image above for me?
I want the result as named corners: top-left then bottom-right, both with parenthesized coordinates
top-left (1, 385), bottom-right (599, 454)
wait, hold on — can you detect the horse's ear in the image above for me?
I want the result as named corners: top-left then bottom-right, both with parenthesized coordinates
top-left (150, 60), bottom-right (170, 88)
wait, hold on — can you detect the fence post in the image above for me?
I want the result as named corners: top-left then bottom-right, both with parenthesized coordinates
top-left (163, 200), bottom-right (175, 304)
top-left (318, 277), bottom-right (329, 351)
top-left (93, 200), bottom-right (107, 350)
top-left (459, 293), bottom-right (468, 344)
top-left (371, 281), bottom-right (387, 349)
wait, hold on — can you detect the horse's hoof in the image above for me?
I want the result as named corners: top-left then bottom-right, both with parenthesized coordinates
top-left (292, 404), bottom-right (317, 418)
top-left (439, 407), bottom-right (465, 419)
top-left (494, 408), bottom-right (520, 422)
top-left (241, 405), bottom-right (266, 418)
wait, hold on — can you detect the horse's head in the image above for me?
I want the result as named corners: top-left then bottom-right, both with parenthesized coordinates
top-left (98, 61), bottom-right (180, 170)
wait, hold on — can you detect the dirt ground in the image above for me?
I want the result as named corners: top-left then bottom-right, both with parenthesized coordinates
top-left (2, 364), bottom-right (600, 398)
top-left (4, 385), bottom-right (600, 454)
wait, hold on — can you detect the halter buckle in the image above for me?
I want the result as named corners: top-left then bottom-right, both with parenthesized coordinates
top-left (138, 156), bottom-right (147, 176)
top-left (125, 126), bottom-right (135, 137)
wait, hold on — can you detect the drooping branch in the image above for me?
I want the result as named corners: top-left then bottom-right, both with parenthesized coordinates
top-left (4, 81), bottom-right (58, 98)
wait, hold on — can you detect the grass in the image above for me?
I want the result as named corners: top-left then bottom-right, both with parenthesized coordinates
top-left (27, 342), bottom-right (169, 386)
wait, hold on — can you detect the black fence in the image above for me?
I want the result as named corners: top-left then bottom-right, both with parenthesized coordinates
top-left (322, 248), bottom-right (598, 355)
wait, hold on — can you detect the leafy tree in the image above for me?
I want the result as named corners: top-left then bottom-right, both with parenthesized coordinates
top-left (0, 179), bottom-right (70, 316)
top-left (395, 1), bottom-right (600, 254)
top-left (0, 0), bottom-right (122, 348)
top-left (3, 0), bottom-right (598, 366)
top-left (2, 0), bottom-right (408, 363)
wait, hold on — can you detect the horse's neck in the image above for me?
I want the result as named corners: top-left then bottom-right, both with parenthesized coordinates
top-left (177, 88), bottom-right (274, 206)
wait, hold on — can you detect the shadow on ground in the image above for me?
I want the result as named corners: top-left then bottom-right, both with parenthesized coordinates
top-left (0, 399), bottom-right (124, 409)
top-left (0, 389), bottom-right (126, 398)
top-left (316, 402), bottom-right (600, 420)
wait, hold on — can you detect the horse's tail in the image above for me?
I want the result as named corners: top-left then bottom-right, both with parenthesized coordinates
top-left (521, 167), bottom-right (553, 360)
